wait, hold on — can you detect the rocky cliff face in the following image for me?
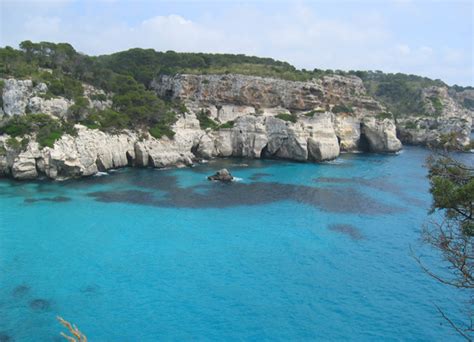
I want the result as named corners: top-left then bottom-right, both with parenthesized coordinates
top-left (153, 73), bottom-right (401, 155)
top-left (152, 74), bottom-right (384, 116)
top-left (0, 78), bottom-right (111, 119)
top-left (396, 86), bottom-right (473, 149)
top-left (0, 116), bottom-right (200, 180)
top-left (0, 73), bottom-right (471, 181)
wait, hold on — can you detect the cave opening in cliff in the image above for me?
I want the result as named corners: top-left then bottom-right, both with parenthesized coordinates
top-left (126, 151), bottom-right (134, 166)
top-left (260, 144), bottom-right (272, 159)
top-left (358, 133), bottom-right (371, 152)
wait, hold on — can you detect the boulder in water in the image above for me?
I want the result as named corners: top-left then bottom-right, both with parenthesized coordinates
top-left (208, 168), bottom-right (234, 182)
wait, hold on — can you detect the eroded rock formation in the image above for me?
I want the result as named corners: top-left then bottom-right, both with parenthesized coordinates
top-left (1, 73), bottom-right (471, 181)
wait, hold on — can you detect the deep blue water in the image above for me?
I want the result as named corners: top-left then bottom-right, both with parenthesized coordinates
top-left (0, 146), bottom-right (472, 341)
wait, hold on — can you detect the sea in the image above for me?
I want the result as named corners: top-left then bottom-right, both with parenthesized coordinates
top-left (0, 146), bottom-right (472, 341)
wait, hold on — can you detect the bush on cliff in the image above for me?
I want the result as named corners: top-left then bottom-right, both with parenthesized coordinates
top-left (82, 109), bottom-right (130, 131)
top-left (219, 120), bottom-right (234, 129)
top-left (197, 109), bottom-right (219, 130)
top-left (0, 114), bottom-right (77, 148)
top-left (276, 113), bottom-right (297, 123)
top-left (149, 110), bottom-right (177, 139)
top-left (332, 104), bottom-right (353, 114)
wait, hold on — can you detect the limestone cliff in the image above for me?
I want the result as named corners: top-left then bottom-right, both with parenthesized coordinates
top-left (396, 86), bottom-right (473, 149)
top-left (0, 73), bottom-right (471, 181)
top-left (152, 73), bottom-right (401, 154)
top-left (0, 78), bottom-right (111, 119)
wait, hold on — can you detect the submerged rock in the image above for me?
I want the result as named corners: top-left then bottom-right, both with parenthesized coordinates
top-left (29, 298), bottom-right (50, 311)
top-left (12, 284), bottom-right (30, 297)
top-left (208, 168), bottom-right (234, 182)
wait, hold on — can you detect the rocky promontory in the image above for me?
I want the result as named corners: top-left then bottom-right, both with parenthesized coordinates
top-left (0, 72), bottom-right (471, 181)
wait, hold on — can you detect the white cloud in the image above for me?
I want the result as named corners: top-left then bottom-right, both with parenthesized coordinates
top-left (396, 44), bottom-right (411, 56)
top-left (0, 2), bottom-right (472, 85)
top-left (23, 16), bottom-right (62, 36)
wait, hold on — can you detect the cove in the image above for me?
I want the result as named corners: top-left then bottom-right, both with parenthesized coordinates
top-left (0, 146), bottom-right (471, 341)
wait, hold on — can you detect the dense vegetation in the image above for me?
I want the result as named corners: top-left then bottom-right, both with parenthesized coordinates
top-left (347, 71), bottom-right (448, 118)
top-left (0, 40), bottom-right (472, 144)
top-left (0, 113), bottom-right (76, 148)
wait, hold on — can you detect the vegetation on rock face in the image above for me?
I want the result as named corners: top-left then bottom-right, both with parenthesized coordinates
top-left (6, 136), bottom-right (29, 151)
top-left (404, 121), bottom-right (418, 129)
top-left (0, 40), bottom-right (472, 140)
top-left (0, 113), bottom-right (77, 148)
top-left (332, 104), bottom-right (353, 114)
top-left (375, 112), bottom-right (393, 120)
top-left (197, 109), bottom-right (219, 130)
top-left (81, 109), bottom-right (129, 131)
top-left (0, 42), bottom-right (178, 137)
top-left (276, 113), bottom-right (297, 123)
top-left (148, 110), bottom-right (177, 139)
top-left (429, 97), bottom-right (444, 116)
top-left (219, 120), bottom-right (234, 129)
top-left (0, 79), bottom-right (4, 108)
top-left (348, 71), bottom-right (452, 118)
top-left (304, 108), bottom-right (326, 117)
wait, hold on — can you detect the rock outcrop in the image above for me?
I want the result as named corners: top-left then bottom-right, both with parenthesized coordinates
top-left (1, 78), bottom-right (110, 119)
top-left (153, 73), bottom-right (401, 159)
top-left (2, 72), bottom-right (471, 181)
top-left (396, 86), bottom-right (472, 149)
top-left (208, 169), bottom-right (234, 182)
top-left (361, 117), bottom-right (402, 153)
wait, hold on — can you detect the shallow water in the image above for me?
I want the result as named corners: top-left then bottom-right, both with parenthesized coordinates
top-left (0, 146), bottom-right (472, 341)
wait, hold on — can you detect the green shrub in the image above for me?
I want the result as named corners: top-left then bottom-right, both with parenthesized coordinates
top-left (6, 137), bottom-right (28, 151)
top-left (219, 120), bottom-right (234, 129)
top-left (149, 123), bottom-right (175, 139)
top-left (177, 102), bottom-right (188, 114)
top-left (1, 117), bottom-right (31, 137)
top-left (332, 104), bottom-right (354, 114)
top-left (6, 137), bottom-right (20, 149)
top-left (304, 108), bottom-right (325, 117)
top-left (276, 113), bottom-right (297, 123)
top-left (47, 76), bottom-right (84, 100)
top-left (149, 110), bottom-right (177, 139)
top-left (0, 79), bottom-right (4, 108)
top-left (81, 109), bottom-right (130, 131)
top-left (429, 97), bottom-right (443, 116)
top-left (38, 92), bottom-right (54, 100)
top-left (0, 113), bottom-right (76, 148)
top-left (376, 112), bottom-right (393, 120)
top-left (197, 109), bottom-right (219, 130)
top-left (37, 128), bottom-right (62, 148)
top-left (0, 145), bottom-right (6, 156)
top-left (404, 121), bottom-right (417, 129)
top-left (68, 96), bottom-right (90, 120)
top-left (90, 93), bottom-right (107, 102)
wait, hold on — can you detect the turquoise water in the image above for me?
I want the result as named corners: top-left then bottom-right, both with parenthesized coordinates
top-left (0, 146), bottom-right (472, 341)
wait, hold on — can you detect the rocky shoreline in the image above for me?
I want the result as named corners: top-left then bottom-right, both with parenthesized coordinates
top-left (1, 73), bottom-right (472, 181)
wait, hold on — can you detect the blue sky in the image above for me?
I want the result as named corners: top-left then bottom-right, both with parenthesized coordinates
top-left (1, 0), bottom-right (472, 85)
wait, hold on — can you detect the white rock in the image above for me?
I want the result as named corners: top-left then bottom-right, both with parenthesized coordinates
top-left (361, 117), bottom-right (402, 153)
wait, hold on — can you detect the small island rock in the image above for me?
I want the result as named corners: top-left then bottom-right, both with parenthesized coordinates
top-left (208, 168), bottom-right (234, 182)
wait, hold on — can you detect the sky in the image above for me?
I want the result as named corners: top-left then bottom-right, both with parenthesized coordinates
top-left (0, 0), bottom-right (473, 86)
